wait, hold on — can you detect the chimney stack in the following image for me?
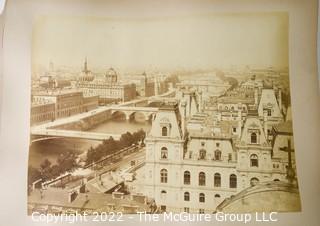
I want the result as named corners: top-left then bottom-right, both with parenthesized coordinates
top-left (263, 110), bottom-right (268, 139)
top-left (254, 88), bottom-right (259, 106)
top-left (180, 101), bottom-right (187, 137)
top-left (237, 109), bottom-right (242, 138)
top-left (68, 191), bottom-right (78, 203)
top-left (198, 91), bottom-right (203, 113)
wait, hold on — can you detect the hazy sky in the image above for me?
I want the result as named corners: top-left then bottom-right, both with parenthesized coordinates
top-left (32, 13), bottom-right (288, 72)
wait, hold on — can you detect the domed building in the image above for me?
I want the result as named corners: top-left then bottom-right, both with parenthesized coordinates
top-left (216, 181), bottom-right (301, 213)
top-left (76, 64), bottom-right (136, 105)
top-left (105, 67), bottom-right (118, 83)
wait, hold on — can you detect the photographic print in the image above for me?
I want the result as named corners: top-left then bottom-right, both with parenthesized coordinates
top-left (27, 12), bottom-right (301, 215)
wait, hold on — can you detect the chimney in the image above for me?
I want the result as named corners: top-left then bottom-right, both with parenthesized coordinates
top-left (180, 101), bottom-right (187, 137)
top-left (68, 191), bottom-right (78, 203)
top-left (237, 110), bottom-right (242, 138)
top-left (198, 91), bottom-right (203, 113)
top-left (78, 179), bottom-right (86, 193)
top-left (254, 88), bottom-right (259, 106)
top-left (278, 89), bottom-right (282, 112)
top-left (263, 110), bottom-right (268, 139)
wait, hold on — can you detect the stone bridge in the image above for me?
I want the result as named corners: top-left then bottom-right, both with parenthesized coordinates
top-left (31, 129), bottom-right (121, 142)
top-left (109, 106), bottom-right (158, 121)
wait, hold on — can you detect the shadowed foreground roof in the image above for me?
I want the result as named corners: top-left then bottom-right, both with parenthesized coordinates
top-left (28, 188), bottom-right (150, 213)
top-left (216, 181), bottom-right (301, 213)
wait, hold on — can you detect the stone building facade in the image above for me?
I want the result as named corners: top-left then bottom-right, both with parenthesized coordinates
top-left (77, 67), bottom-right (136, 104)
top-left (143, 84), bottom-right (293, 213)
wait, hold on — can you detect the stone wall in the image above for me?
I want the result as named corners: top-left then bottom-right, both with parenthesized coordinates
top-left (50, 110), bottom-right (113, 131)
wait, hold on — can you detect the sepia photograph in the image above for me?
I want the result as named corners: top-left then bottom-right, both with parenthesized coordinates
top-left (27, 12), bottom-right (301, 215)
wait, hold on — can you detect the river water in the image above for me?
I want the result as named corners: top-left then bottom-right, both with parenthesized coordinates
top-left (29, 120), bottom-right (151, 168)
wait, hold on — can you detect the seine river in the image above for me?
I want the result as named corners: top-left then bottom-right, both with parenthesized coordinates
top-left (28, 120), bottom-right (151, 168)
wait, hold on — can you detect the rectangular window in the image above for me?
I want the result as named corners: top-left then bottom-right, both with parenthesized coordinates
top-left (267, 109), bottom-right (272, 116)
top-left (184, 207), bottom-right (189, 213)
top-left (199, 209), bottom-right (205, 214)
top-left (160, 205), bottom-right (166, 212)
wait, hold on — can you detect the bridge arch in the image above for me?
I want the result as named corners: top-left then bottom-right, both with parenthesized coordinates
top-left (128, 111), bottom-right (146, 122)
top-left (111, 110), bottom-right (129, 121)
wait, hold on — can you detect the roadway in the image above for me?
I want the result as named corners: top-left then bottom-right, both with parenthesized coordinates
top-left (85, 148), bottom-right (146, 193)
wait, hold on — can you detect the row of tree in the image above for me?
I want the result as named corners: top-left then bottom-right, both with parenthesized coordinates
top-left (28, 129), bottom-right (146, 187)
top-left (85, 129), bottom-right (146, 165)
top-left (28, 151), bottom-right (77, 187)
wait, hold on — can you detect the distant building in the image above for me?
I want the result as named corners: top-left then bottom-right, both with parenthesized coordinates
top-left (33, 90), bottom-right (84, 119)
top-left (121, 72), bottom-right (169, 97)
top-left (31, 89), bottom-right (99, 125)
top-left (77, 63), bottom-right (136, 105)
top-left (240, 75), bottom-right (264, 90)
top-left (177, 72), bottom-right (231, 99)
top-left (121, 72), bottom-right (155, 97)
top-left (82, 95), bottom-right (99, 112)
top-left (30, 101), bottom-right (55, 125)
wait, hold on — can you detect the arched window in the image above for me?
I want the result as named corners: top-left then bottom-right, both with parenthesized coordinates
top-left (250, 177), bottom-right (259, 186)
top-left (161, 147), bottom-right (168, 159)
top-left (251, 132), bottom-right (257, 144)
top-left (250, 154), bottom-right (259, 167)
top-left (214, 194), bottom-right (221, 198)
top-left (214, 150), bottom-right (222, 160)
top-left (184, 192), bottom-right (190, 201)
top-left (199, 172), bottom-right (206, 186)
top-left (184, 171), bottom-right (191, 185)
top-left (160, 169), bottom-right (168, 183)
top-left (199, 193), bottom-right (205, 203)
top-left (214, 173), bottom-right (221, 187)
top-left (199, 149), bottom-right (206, 160)
top-left (274, 179), bottom-right (280, 182)
top-left (162, 127), bottom-right (168, 136)
top-left (229, 174), bottom-right (237, 188)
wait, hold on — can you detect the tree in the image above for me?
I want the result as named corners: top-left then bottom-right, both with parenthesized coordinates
top-left (40, 159), bottom-right (52, 171)
top-left (28, 166), bottom-right (41, 186)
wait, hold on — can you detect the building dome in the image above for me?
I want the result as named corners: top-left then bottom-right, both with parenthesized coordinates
top-left (105, 67), bottom-right (118, 83)
top-left (216, 181), bottom-right (301, 213)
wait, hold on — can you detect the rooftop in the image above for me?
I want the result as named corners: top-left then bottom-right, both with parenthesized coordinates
top-left (33, 89), bottom-right (82, 97)
top-left (273, 121), bottom-right (293, 135)
top-left (28, 187), bottom-right (150, 213)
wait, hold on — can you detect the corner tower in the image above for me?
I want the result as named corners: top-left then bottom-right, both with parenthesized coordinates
top-left (144, 102), bottom-right (186, 212)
